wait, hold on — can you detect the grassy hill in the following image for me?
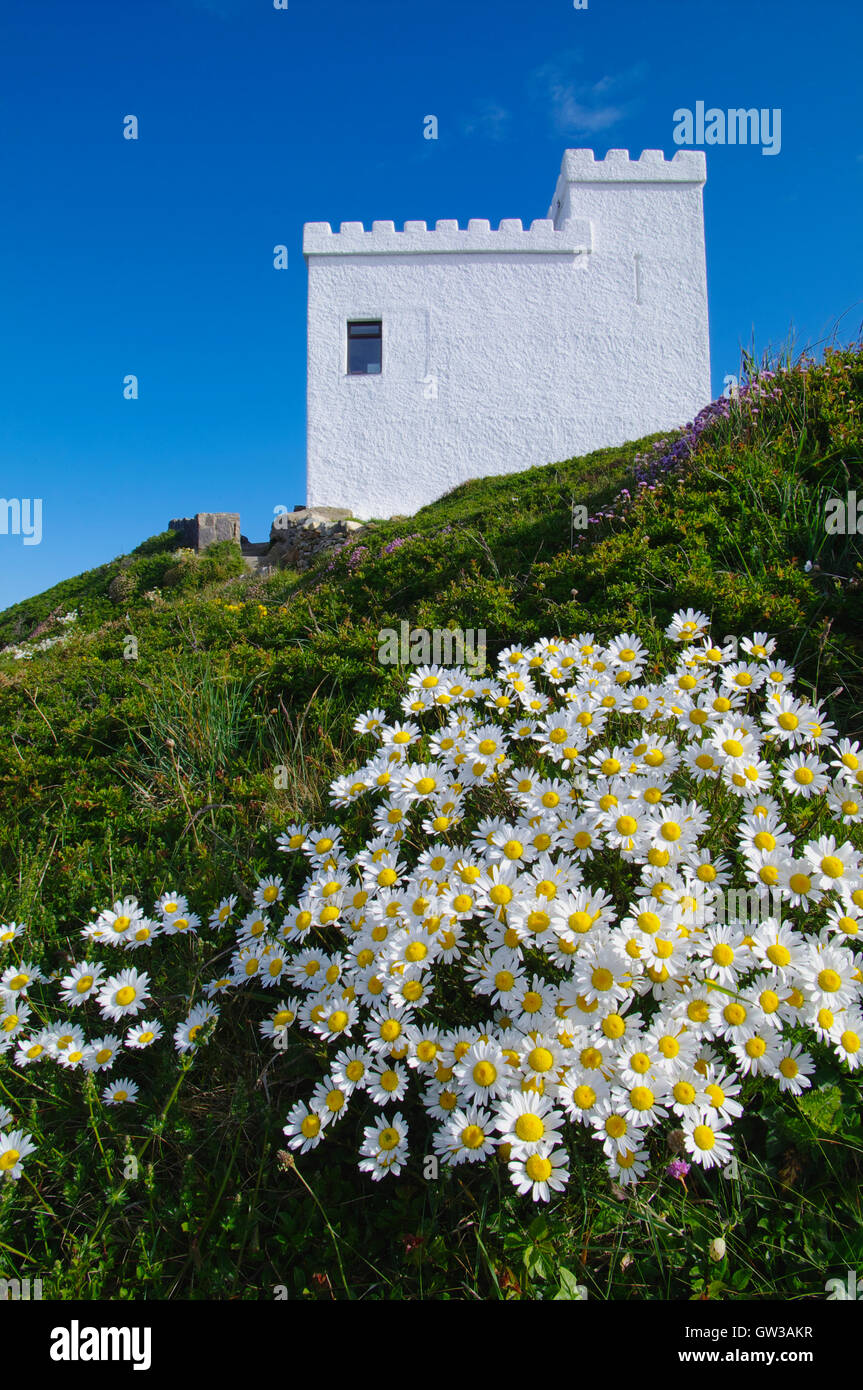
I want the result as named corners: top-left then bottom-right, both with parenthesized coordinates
top-left (0, 343), bottom-right (861, 1299)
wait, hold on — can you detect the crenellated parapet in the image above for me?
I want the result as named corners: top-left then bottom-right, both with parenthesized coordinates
top-left (303, 216), bottom-right (593, 258)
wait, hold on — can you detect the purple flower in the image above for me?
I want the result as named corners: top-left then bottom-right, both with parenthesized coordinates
top-left (666, 1159), bottom-right (691, 1180)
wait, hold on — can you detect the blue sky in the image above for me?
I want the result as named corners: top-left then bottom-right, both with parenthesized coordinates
top-left (1, 0), bottom-right (861, 609)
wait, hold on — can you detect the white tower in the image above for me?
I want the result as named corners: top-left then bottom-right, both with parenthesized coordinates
top-left (304, 148), bottom-right (710, 520)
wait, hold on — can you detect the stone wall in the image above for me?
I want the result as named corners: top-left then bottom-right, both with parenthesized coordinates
top-left (267, 506), bottom-right (365, 570)
top-left (169, 513), bottom-right (241, 550)
top-left (167, 508), bottom-right (365, 572)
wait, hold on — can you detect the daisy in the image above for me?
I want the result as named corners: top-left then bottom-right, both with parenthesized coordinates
top-left (741, 632), bottom-right (777, 660)
top-left (616, 1079), bottom-right (669, 1128)
top-left (365, 1058), bottom-right (409, 1106)
top-left (832, 1013), bottom-right (863, 1070)
top-left (607, 1144), bottom-right (650, 1187)
top-left (827, 781), bottom-right (863, 825)
top-left (507, 1147), bottom-right (570, 1202)
top-left (665, 608), bottom-right (711, 644)
top-left (720, 661), bottom-right (767, 695)
top-left (15, 1029), bottom-right (56, 1066)
top-left (173, 1002), bottom-right (219, 1052)
top-left (310, 1077), bottom-right (351, 1125)
top-left (154, 891), bottom-right (189, 922)
top-left (50, 1022), bottom-right (86, 1064)
top-left (160, 910), bottom-right (201, 938)
top-left (358, 1111), bottom-right (409, 1180)
top-left (59, 961), bottom-right (106, 1008)
top-left (694, 923), bottom-right (750, 987)
top-left (798, 943), bottom-right (859, 1010)
top-left (353, 709), bottom-right (388, 738)
top-left (802, 835), bottom-right (861, 895)
top-left (761, 692), bottom-right (817, 747)
top-left (304, 824), bottom-right (346, 863)
top-left (422, 1078), bottom-right (462, 1123)
top-left (254, 876), bottom-right (285, 910)
top-left (681, 1110), bottom-right (735, 1170)
top-left (824, 902), bottom-right (862, 943)
top-left (730, 1030), bottom-right (781, 1077)
top-left (402, 1023), bottom-right (444, 1073)
top-left (829, 738), bottom-right (863, 778)
top-left (0, 960), bottom-right (44, 997)
top-left (96, 968), bottom-right (151, 1022)
top-left (103, 1078), bottom-right (139, 1105)
top-left (331, 1045), bottom-right (373, 1093)
top-left (436, 1105), bottom-right (498, 1165)
top-left (780, 752), bottom-right (830, 800)
top-left (554, 1068), bottom-right (610, 1124)
top-left (0, 922), bottom-right (25, 947)
top-left (570, 940), bottom-right (631, 1006)
top-left (209, 896), bottom-right (237, 930)
top-left (666, 1073), bottom-right (705, 1120)
top-left (83, 1033), bottom-right (124, 1072)
top-left (589, 1098), bottom-right (645, 1158)
top-left (510, 975), bottom-right (556, 1029)
top-left (455, 1039), bottom-right (511, 1104)
top-left (773, 1043), bottom-right (814, 1095)
top-left (750, 918), bottom-right (804, 978)
top-left (310, 998), bottom-right (359, 1042)
top-left (364, 1005), bottom-right (412, 1056)
top-left (276, 821), bottom-right (310, 854)
top-left (776, 858), bottom-right (821, 910)
top-left (125, 1019), bottom-right (163, 1050)
top-left (283, 1099), bottom-right (328, 1153)
top-left (699, 1067), bottom-right (744, 1121)
top-left (495, 1091), bottom-right (565, 1153)
top-left (204, 975), bottom-right (237, 998)
top-left (0, 1129), bottom-right (37, 1180)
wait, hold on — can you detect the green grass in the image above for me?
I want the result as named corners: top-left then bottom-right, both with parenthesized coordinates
top-left (0, 343), bottom-right (861, 1300)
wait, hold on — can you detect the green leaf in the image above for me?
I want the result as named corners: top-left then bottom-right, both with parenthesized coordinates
top-left (796, 1085), bottom-right (842, 1134)
top-left (554, 1266), bottom-right (588, 1300)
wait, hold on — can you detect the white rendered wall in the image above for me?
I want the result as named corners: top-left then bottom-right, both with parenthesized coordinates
top-left (304, 149), bottom-right (710, 520)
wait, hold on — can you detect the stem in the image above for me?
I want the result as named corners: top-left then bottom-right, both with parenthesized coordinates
top-left (290, 1161), bottom-right (353, 1300)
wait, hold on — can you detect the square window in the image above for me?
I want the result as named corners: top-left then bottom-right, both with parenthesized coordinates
top-left (347, 320), bottom-right (382, 375)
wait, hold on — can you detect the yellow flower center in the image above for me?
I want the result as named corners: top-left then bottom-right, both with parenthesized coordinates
top-left (525, 1154), bottom-right (552, 1182)
top-left (515, 1114), bottom-right (545, 1143)
top-left (630, 1086), bottom-right (654, 1111)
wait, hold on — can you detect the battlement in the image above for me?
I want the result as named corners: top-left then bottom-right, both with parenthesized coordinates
top-left (555, 148), bottom-right (707, 183)
top-left (547, 149), bottom-right (707, 231)
top-left (304, 216), bottom-right (592, 258)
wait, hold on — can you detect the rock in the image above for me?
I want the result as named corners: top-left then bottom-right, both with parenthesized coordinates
top-left (264, 506), bottom-right (360, 570)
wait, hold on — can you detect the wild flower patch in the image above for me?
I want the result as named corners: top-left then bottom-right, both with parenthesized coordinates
top-left (1, 610), bottom-right (77, 660)
top-left (2, 608), bottom-right (862, 1203)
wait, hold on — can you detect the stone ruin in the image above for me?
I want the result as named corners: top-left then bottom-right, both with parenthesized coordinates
top-left (168, 508), bottom-right (366, 573)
